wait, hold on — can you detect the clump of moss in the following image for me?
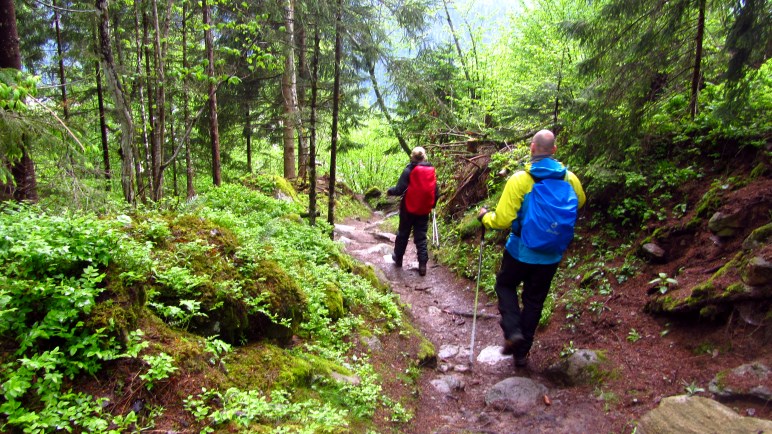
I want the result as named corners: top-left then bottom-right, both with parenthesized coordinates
top-left (694, 181), bottom-right (726, 218)
top-left (224, 343), bottom-right (354, 391)
top-left (170, 214), bottom-right (239, 257)
top-left (322, 283), bottom-right (346, 320)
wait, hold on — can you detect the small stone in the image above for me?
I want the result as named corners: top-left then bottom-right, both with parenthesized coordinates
top-left (641, 243), bottom-right (666, 262)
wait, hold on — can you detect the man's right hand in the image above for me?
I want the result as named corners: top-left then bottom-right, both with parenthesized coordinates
top-left (477, 207), bottom-right (488, 222)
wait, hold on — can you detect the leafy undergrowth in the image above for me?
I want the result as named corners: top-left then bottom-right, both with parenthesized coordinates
top-left (430, 140), bottom-right (771, 427)
top-left (0, 177), bottom-right (431, 433)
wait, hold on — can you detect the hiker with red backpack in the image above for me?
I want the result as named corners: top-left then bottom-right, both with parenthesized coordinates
top-left (387, 146), bottom-right (438, 277)
top-left (478, 130), bottom-right (586, 369)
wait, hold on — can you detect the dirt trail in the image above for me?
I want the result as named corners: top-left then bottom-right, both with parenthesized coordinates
top-left (336, 214), bottom-right (613, 434)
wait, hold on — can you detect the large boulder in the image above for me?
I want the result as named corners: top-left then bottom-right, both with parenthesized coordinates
top-left (484, 377), bottom-right (548, 416)
top-left (544, 349), bottom-right (609, 387)
top-left (708, 211), bottom-right (744, 237)
top-left (709, 361), bottom-right (772, 403)
top-left (638, 395), bottom-right (772, 434)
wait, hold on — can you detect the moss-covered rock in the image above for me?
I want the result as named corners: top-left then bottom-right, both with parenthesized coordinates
top-left (322, 282), bottom-right (346, 320)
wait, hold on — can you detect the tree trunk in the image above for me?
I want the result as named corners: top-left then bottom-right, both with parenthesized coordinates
top-left (368, 61), bottom-right (410, 155)
top-left (442, 0), bottom-right (474, 100)
top-left (689, 0), bottom-right (706, 119)
top-left (281, 0), bottom-right (298, 181)
top-left (53, 0), bottom-right (69, 119)
top-left (203, 0), bottom-right (221, 186)
top-left (150, 0), bottom-right (166, 200)
top-left (296, 21), bottom-right (309, 182)
top-left (97, 0), bottom-right (135, 204)
top-left (328, 0), bottom-right (343, 234)
top-left (245, 105), bottom-right (253, 173)
top-left (0, 0), bottom-right (38, 202)
top-left (182, 0), bottom-right (194, 199)
top-left (308, 24), bottom-right (320, 226)
top-left (95, 62), bottom-right (111, 188)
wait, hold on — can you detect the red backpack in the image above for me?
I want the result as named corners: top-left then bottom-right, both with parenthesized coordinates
top-left (404, 165), bottom-right (436, 215)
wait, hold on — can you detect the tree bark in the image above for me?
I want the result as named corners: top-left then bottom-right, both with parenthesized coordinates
top-left (203, 0), bottom-right (221, 186)
top-left (0, 0), bottom-right (38, 202)
top-left (689, 0), bottom-right (706, 119)
top-left (308, 24), bottom-right (320, 226)
top-left (150, 0), bottom-right (167, 200)
top-left (442, 0), bottom-right (474, 100)
top-left (182, 0), bottom-right (194, 199)
top-left (368, 60), bottom-right (410, 155)
top-left (96, 0), bottom-right (135, 204)
top-left (245, 104), bottom-right (253, 173)
top-left (95, 62), bottom-right (111, 188)
top-left (296, 21), bottom-right (309, 181)
top-left (281, 0), bottom-right (298, 180)
top-left (53, 0), bottom-right (69, 119)
top-left (328, 0), bottom-right (343, 234)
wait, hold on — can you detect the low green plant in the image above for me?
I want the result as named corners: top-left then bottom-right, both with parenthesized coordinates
top-left (683, 380), bottom-right (705, 396)
top-left (627, 329), bottom-right (642, 343)
top-left (140, 353), bottom-right (178, 390)
top-left (184, 387), bottom-right (348, 433)
top-left (648, 272), bottom-right (678, 295)
top-left (204, 336), bottom-right (232, 365)
top-left (560, 340), bottom-right (577, 358)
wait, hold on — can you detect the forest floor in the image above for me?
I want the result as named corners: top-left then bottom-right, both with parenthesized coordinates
top-left (337, 197), bottom-right (772, 433)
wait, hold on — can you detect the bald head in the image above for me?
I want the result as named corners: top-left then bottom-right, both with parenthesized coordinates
top-left (531, 130), bottom-right (556, 155)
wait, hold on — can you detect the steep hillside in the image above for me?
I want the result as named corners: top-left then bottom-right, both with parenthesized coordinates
top-left (428, 140), bottom-right (772, 429)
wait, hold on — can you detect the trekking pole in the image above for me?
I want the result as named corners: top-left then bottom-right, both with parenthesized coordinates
top-left (469, 226), bottom-right (485, 367)
top-left (432, 210), bottom-right (439, 247)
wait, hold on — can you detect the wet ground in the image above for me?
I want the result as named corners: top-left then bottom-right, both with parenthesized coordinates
top-left (336, 215), bottom-right (613, 434)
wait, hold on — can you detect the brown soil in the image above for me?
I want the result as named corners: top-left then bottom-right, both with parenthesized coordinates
top-left (340, 175), bottom-right (772, 433)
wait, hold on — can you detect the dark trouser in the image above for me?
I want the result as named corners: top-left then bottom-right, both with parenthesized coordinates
top-left (495, 250), bottom-right (559, 358)
top-left (394, 208), bottom-right (429, 264)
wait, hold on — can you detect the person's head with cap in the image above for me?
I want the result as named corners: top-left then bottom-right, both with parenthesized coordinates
top-left (411, 146), bottom-right (427, 163)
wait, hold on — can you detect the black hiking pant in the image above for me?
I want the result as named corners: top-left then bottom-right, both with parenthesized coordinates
top-left (394, 207), bottom-right (430, 265)
top-left (494, 250), bottom-right (559, 359)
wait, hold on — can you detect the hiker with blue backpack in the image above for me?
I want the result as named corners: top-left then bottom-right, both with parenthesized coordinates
top-left (478, 129), bottom-right (586, 369)
top-left (388, 146), bottom-right (439, 277)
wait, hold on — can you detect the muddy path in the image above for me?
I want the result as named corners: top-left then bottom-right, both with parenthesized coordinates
top-left (335, 213), bottom-right (614, 434)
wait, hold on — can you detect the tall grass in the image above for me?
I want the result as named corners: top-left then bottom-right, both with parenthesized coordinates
top-left (331, 117), bottom-right (409, 194)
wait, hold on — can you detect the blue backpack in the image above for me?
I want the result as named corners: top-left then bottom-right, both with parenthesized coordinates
top-left (519, 174), bottom-right (579, 254)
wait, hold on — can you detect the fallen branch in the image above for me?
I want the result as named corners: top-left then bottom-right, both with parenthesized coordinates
top-left (443, 309), bottom-right (496, 319)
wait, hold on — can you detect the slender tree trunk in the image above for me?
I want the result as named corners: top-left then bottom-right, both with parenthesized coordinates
top-left (144, 38), bottom-right (156, 198)
top-left (245, 105), bottom-right (253, 173)
top-left (308, 24), bottom-right (320, 226)
top-left (368, 61), bottom-right (410, 155)
top-left (296, 21), bottom-right (309, 182)
top-left (328, 0), bottom-right (343, 234)
top-left (96, 0), bottom-right (135, 204)
top-left (0, 0), bottom-right (38, 202)
top-left (689, 0), bottom-right (706, 119)
top-left (150, 0), bottom-right (166, 200)
top-left (281, 0), bottom-right (298, 180)
top-left (182, 1), bottom-right (195, 199)
top-left (171, 111), bottom-right (177, 196)
top-left (203, 0), bottom-right (221, 186)
top-left (53, 0), bottom-right (69, 119)
top-left (442, 0), bottom-right (474, 100)
top-left (96, 62), bottom-right (111, 188)
top-left (553, 47), bottom-right (565, 129)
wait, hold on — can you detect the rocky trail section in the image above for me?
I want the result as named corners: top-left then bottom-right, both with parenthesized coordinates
top-left (335, 215), bottom-right (613, 433)
top-left (334, 211), bottom-right (772, 433)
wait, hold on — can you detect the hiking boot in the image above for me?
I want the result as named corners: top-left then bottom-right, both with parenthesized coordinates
top-left (501, 331), bottom-right (525, 355)
top-left (418, 262), bottom-right (427, 276)
top-left (391, 253), bottom-right (402, 268)
top-left (514, 355), bottom-right (528, 368)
